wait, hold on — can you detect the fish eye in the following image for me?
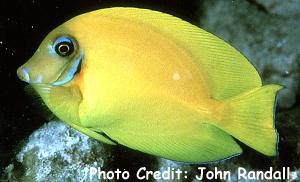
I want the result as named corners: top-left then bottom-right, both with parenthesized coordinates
top-left (54, 36), bottom-right (75, 57)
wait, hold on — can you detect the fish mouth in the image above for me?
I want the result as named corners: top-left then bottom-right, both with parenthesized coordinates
top-left (52, 53), bottom-right (84, 86)
top-left (17, 67), bottom-right (30, 83)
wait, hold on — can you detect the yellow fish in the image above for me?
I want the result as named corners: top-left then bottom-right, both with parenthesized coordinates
top-left (17, 8), bottom-right (282, 162)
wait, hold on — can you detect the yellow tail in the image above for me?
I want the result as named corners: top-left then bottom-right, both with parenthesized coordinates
top-left (216, 84), bottom-right (282, 156)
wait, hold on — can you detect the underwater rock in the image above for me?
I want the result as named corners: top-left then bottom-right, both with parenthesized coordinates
top-left (254, 0), bottom-right (300, 18)
top-left (276, 105), bottom-right (300, 168)
top-left (200, 0), bottom-right (300, 108)
top-left (290, 169), bottom-right (300, 181)
top-left (4, 121), bottom-right (114, 182)
top-left (156, 159), bottom-right (195, 182)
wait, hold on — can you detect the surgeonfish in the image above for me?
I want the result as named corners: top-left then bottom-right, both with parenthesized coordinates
top-left (17, 7), bottom-right (282, 162)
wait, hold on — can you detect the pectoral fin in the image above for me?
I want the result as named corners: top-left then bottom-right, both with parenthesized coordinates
top-left (33, 84), bottom-right (82, 124)
top-left (68, 122), bottom-right (117, 145)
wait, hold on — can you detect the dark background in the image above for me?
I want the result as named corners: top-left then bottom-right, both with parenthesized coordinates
top-left (0, 0), bottom-right (200, 172)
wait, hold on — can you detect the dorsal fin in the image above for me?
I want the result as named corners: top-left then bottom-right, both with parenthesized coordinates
top-left (89, 7), bottom-right (262, 100)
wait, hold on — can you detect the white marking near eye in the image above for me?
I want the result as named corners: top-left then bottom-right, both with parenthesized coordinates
top-left (36, 74), bottom-right (43, 83)
top-left (48, 44), bottom-right (56, 55)
top-left (172, 72), bottom-right (181, 81)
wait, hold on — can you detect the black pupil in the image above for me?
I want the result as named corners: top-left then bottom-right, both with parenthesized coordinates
top-left (55, 41), bottom-right (74, 57)
top-left (59, 44), bottom-right (69, 53)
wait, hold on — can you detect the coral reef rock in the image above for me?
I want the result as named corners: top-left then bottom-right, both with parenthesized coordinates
top-left (201, 0), bottom-right (300, 108)
top-left (4, 121), bottom-right (114, 182)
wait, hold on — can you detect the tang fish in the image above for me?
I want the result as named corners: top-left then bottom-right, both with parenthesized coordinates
top-left (17, 8), bottom-right (282, 162)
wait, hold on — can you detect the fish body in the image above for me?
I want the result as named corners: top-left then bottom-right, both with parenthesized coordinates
top-left (17, 8), bottom-right (282, 162)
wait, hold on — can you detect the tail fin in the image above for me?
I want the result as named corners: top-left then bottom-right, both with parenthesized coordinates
top-left (217, 84), bottom-right (282, 156)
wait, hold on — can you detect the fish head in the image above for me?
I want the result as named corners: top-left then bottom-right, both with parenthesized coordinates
top-left (17, 27), bottom-right (83, 86)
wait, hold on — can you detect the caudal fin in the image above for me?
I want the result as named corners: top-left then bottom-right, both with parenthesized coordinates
top-left (217, 85), bottom-right (282, 156)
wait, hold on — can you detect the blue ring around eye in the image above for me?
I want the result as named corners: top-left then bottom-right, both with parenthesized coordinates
top-left (53, 36), bottom-right (73, 47)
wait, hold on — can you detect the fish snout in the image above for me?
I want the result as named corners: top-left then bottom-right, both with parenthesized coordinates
top-left (17, 67), bottom-right (30, 83)
top-left (17, 66), bottom-right (44, 84)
